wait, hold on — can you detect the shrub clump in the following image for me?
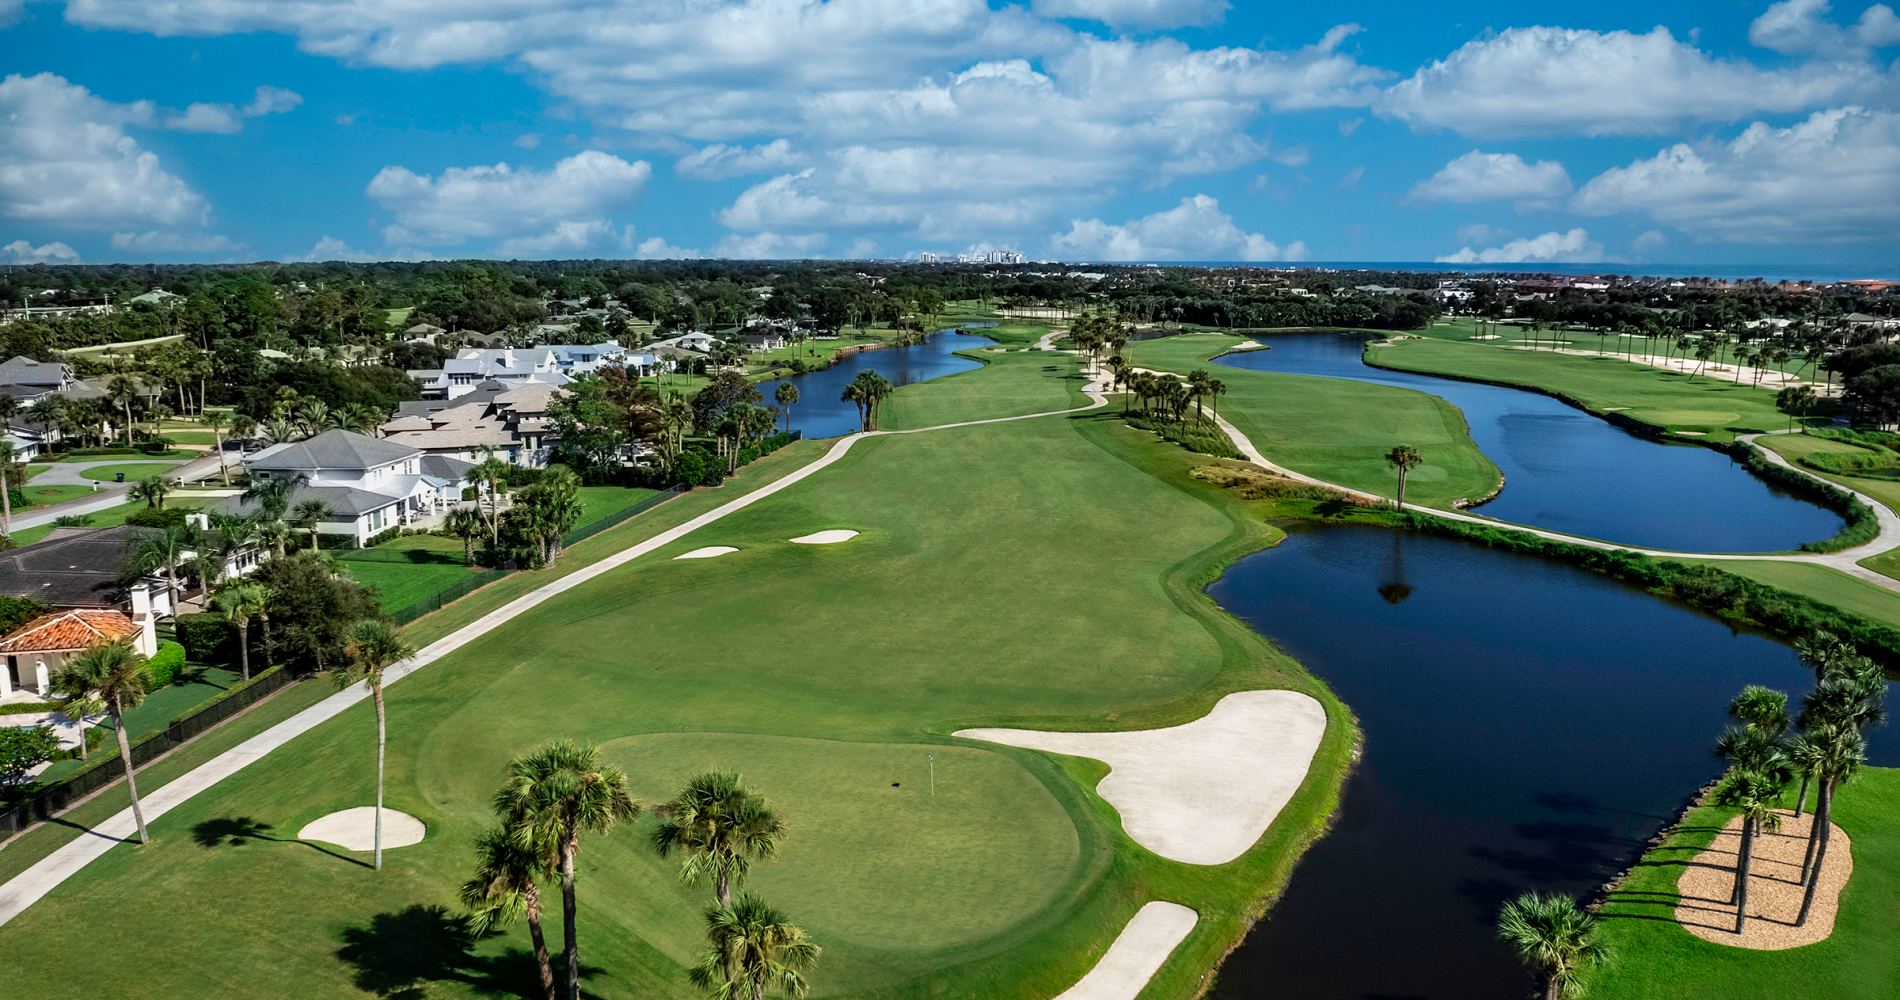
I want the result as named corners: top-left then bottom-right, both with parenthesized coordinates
top-left (1190, 463), bottom-right (1346, 501)
top-left (145, 640), bottom-right (186, 688)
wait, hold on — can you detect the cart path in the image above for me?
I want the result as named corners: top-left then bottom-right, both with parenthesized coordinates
top-left (0, 371), bottom-right (1111, 928)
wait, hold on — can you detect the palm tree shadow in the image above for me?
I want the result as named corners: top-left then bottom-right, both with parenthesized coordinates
top-left (190, 816), bottom-right (373, 869)
top-left (337, 905), bottom-right (606, 1000)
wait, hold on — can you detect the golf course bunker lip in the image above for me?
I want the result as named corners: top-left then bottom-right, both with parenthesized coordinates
top-left (1052, 901), bottom-right (1198, 1000)
top-left (675, 546), bottom-right (739, 559)
top-left (790, 529), bottom-right (860, 544)
top-left (956, 690), bottom-right (1326, 865)
top-left (297, 808), bottom-right (426, 852)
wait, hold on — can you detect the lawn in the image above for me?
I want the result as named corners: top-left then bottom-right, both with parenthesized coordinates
top-left (1364, 337), bottom-right (1820, 443)
top-left (1678, 560), bottom-right (1900, 631)
top-left (0, 381), bottom-right (1355, 1000)
top-left (880, 348), bottom-right (1089, 430)
top-left (25, 464), bottom-right (51, 479)
top-left (34, 665), bottom-right (247, 783)
top-left (16, 483), bottom-right (99, 506)
top-left (11, 497), bottom-right (212, 546)
top-left (576, 485), bottom-right (661, 527)
top-left (78, 461), bottom-right (186, 482)
top-left (1121, 333), bottom-right (1502, 509)
top-left (341, 558), bottom-right (487, 614)
top-left (1587, 766), bottom-right (1900, 998)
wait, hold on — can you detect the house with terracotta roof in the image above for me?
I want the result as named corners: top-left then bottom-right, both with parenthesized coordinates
top-left (0, 608), bottom-right (154, 700)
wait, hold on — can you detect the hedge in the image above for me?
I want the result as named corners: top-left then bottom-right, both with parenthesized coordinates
top-left (1403, 512), bottom-right (1900, 664)
top-left (146, 640), bottom-right (186, 688)
top-left (174, 612), bottom-right (235, 662)
top-left (1725, 440), bottom-right (1879, 553)
top-left (0, 701), bottom-right (63, 715)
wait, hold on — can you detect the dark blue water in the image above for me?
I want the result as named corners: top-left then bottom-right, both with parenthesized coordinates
top-left (775, 329), bottom-right (998, 438)
top-left (1208, 524), bottom-right (1897, 1000)
top-left (1214, 334), bottom-right (1843, 552)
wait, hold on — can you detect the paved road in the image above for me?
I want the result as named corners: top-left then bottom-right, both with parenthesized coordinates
top-left (10, 452), bottom-right (228, 532)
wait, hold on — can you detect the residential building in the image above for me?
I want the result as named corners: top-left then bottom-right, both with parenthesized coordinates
top-left (0, 525), bottom-right (183, 617)
top-left (543, 341), bottom-right (630, 374)
top-left (408, 347), bottom-right (574, 400)
top-left (648, 332), bottom-right (718, 352)
top-left (216, 430), bottom-right (473, 542)
top-left (381, 381), bottom-right (559, 467)
top-left (0, 608), bottom-right (158, 699)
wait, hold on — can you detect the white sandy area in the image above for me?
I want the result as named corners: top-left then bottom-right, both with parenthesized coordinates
top-left (298, 807), bottom-right (426, 852)
top-left (1529, 347), bottom-right (1826, 394)
top-left (1229, 339), bottom-right (1262, 350)
top-left (1052, 901), bottom-right (1199, 1000)
top-left (957, 690), bottom-right (1326, 865)
top-left (791, 529), bottom-right (859, 544)
top-left (675, 546), bottom-right (738, 559)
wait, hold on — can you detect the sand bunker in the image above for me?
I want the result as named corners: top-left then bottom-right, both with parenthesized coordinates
top-left (790, 530), bottom-right (860, 544)
top-left (1230, 340), bottom-right (1263, 350)
top-left (675, 546), bottom-right (738, 559)
top-left (1053, 901), bottom-right (1199, 1000)
top-left (957, 690), bottom-right (1326, 865)
top-left (1674, 809), bottom-right (1850, 950)
top-left (298, 807), bottom-right (427, 852)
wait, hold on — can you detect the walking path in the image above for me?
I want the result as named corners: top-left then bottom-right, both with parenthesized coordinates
top-left (0, 373), bottom-right (1113, 928)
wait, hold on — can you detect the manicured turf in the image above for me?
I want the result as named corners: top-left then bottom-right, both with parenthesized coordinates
top-left (78, 462), bottom-right (185, 482)
top-left (1679, 560), bottom-right (1900, 631)
top-left (1364, 337), bottom-right (1820, 443)
top-left (343, 560), bottom-right (486, 614)
top-left (1122, 333), bottom-right (1502, 509)
top-left (159, 431), bottom-right (218, 445)
top-left (575, 485), bottom-right (662, 527)
top-left (18, 483), bottom-right (97, 506)
top-left (881, 348), bottom-right (1088, 430)
top-left (0, 381), bottom-right (1354, 1000)
top-left (1588, 766), bottom-right (1900, 998)
top-left (11, 497), bottom-right (211, 546)
top-left (25, 464), bottom-right (52, 479)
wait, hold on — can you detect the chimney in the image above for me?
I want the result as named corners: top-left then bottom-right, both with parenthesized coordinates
top-left (130, 583), bottom-right (157, 657)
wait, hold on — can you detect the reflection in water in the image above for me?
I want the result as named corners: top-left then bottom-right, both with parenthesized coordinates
top-left (1378, 533), bottom-right (1412, 604)
top-left (1207, 523), bottom-right (1896, 1000)
top-left (1376, 582), bottom-right (1413, 605)
top-left (779, 329), bottom-right (998, 439)
top-left (1214, 335), bottom-right (1843, 552)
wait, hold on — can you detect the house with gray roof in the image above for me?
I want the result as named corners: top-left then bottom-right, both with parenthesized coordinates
top-left (216, 430), bottom-right (476, 543)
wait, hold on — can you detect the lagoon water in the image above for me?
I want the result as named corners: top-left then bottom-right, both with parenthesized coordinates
top-left (1206, 524), bottom-right (1898, 1000)
top-left (1213, 334), bottom-right (1843, 553)
top-left (775, 329), bottom-right (998, 439)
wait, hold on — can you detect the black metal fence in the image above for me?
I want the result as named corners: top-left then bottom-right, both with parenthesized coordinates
top-left (0, 665), bottom-right (296, 842)
top-left (560, 484), bottom-right (686, 548)
top-left (389, 560), bottom-right (518, 625)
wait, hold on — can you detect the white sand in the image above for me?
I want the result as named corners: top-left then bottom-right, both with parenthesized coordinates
top-left (1052, 902), bottom-right (1199, 1000)
top-left (957, 690), bottom-right (1327, 865)
top-left (1230, 339), bottom-right (1262, 350)
top-left (298, 808), bottom-right (427, 852)
top-left (790, 529), bottom-right (860, 544)
top-left (675, 546), bottom-right (738, 559)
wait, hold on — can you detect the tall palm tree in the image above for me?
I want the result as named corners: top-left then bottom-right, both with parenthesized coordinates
top-left (211, 581), bottom-right (267, 681)
top-left (204, 409), bottom-right (232, 486)
top-left (445, 507), bottom-right (487, 566)
top-left (493, 741), bottom-right (640, 1000)
top-left (0, 439), bottom-right (16, 539)
top-left (1714, 766), bottom-right (1786, 931)
top-left (54, 641), bottom-right (156, 843)
top-left (1786, 723), bottom-right (1865, 926)
top-left (461, 824), bottom-right (559, 1000)
top-left (1496, 892), bottom-right (1607, 1000)
top-left (127, 524), bottom-right (194, 616)
top-left (291, 498), bottom-right (336, 551)
top-left (470, 449), bottom-right (514, 545)
top-left (107, 375), bottom-right (139, 444)
top-left (1385, 444), bottom-right (1423, 511)
top-left (689, 894), bottom-right (820, 1000)
top-left (773, 382), bottom-right (798, 434)
top-left (653, 772), bottom-right (786, 907)
top-left (334, 618), bottom-right (418, 871)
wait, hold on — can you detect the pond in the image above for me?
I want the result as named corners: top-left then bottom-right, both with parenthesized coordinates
top-left (1207, 523), bottom-right (1897, 1000)
top-left (1212, 334), bottom-right (1842, 553)
top-left (775, 329), bottom-right (999, 439)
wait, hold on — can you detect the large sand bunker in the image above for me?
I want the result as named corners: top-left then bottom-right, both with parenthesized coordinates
top-left (298, 808), bottom-right (427, 852)
top-left (791, 530), bottom-right (860, 544)
top-left (1674, 809), bottom-right (1851, 950)
top-left (675, 546), bottom-right (738, 559)
top-left (1053, 901), bottom-right (1198, 1000)
top-left (957, 690), bottom-right (1326, 865)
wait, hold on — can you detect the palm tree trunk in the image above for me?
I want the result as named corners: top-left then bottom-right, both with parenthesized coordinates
top-left (1793, 775), bottom-right (1808, 818)
top-left (1733, 819), bottom-right (1753, 932)
top-left (373, 681), bottom-right (386, 871)
top-left (2, 467), bottom-right (11, 538)
top-left (237, 623), bottom-right (252, 682)
top-left (718, 871), bottom-right (731, 908)
top-left (1397, 470), bottom-right (1407, 511)
top-left (1797, 785), bottom-right (1834, 926)
top-left (1543, 974), bottom-right (1562, 1000)
top-left (112, 701), bottom-right (150, 844)
top-left (562, 834), bottom-right (581, 1000)
top-left (261, 614), bottom-right (274, 667)
top-left (526, 888), bottom-right (556, 1000)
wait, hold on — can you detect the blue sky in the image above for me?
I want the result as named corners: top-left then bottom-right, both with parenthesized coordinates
top-left (2, 0), bottom-right (1897, 266)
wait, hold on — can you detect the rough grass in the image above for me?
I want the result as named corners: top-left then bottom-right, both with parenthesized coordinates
top-left (1121, 333), bottom-right (1502, 509)
top-left (1588, 767), bottom-right (1900, 998)
top-left (0, 392), bottom-right (1354, 1000)
top-left (1677, 560), bottom-right (1900, 631)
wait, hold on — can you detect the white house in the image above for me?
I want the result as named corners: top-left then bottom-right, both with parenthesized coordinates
top-left (409, 348), bottom-right (573, 400)
top-left (544, 341), bottom-right (629, 374)
top-left (649, 332), bottom-right (718, 353)
top-left (217, 430), bottom-right (474, 543)
top-left (380, 381), bottom-right (559, 468)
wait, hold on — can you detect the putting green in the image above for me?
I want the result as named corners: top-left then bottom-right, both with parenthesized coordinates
top-left (603, 733), bottom-right (1081, 955)
top-left (1627, 409), bottom-right (1739, 426)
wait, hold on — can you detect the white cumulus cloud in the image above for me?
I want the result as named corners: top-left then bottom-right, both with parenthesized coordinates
top-left (1570, 106), bottom-right (1900, 244)
top-left (110, 230), bottom-right (247, 255)
top-left (1409, 150), bottom-right (1572, 207)
top-left (635, 235), bottom-right (702, 259)
top-left (2, 238), bottom-right (80, 262)
top-left (1031, 0), bottom-right (1231, 30)
top-left (1750, 0), bottom-right (1900, 58)
top-left (365, 150), bottom-right (652, 250)
top-left (676, 140), bottom-right (808, 181)
top-left (1378, 26), bottom-right (1880, 137)
top-left (1632, 229), bottom-right (1671, 253)
top-left (0, 73), bottom-right (209, 228)
top-left (1436, 227), bottom-right (1605, 263)
top-left (1050, 194), bottom-right (1305, 261)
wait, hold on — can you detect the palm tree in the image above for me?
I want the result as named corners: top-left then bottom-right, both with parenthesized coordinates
top-left (291, 498), bottom-right (336, 551)
top-left (461, 824), bottom-right (559, 1000)
top-left (470, 449), bottom-right (514, 545)
top-left (1726, 685), bottom-right (1789, 738)
top-left (774, 382), bottom-right (798, 434)
top-left (1713, 767), bottom-right (1786, 932)
top-left (1496, 892), bottom-right (1607, 1000)
top-left (493, 741), bottom-right (640, 1000)
top-left (127, 524), bottom-right (194, 616)
top-left (1385, 444), bottom-right (1423, 511)
top-left (129, 474), bottom-right (176, 509)
top-left (211, 581), bottom-right (267, 681)
top-left (107, 376), bottom-right (139, 444)
top-left (334, 618), bottom-right (418, 871)
top-left (0, 439), bottom-right (16, 539)
top-left (653, 772), bottom-right (786, 907)
top-left (689, 894), bottom-right (820, 1000)
top-left (204, 409), bottom-right (232, 486)
top-left (1786, 723), bottom-right (1865, 926)
top-left (54, 641), bottom-right (155, 844)
top-left (445, 507), bottom-right (487, 566)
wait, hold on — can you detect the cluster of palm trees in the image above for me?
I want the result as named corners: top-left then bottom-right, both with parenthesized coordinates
top-left (1067, 313), bottom-right (1129, 374)
top-left (1107, 365), bottom-right (1228, 439)
top-left (238, 395), bottom-right (385, 447)
top-left (841, 371), bottom-right (892, 432)
top-left (464, 759), bottom-right (816, 1000)
top-left (502, 467), bottom-right (586, 566)
top-left (1707, 632), bottom-right (1885, 933)
top-left (714, 403), bottom-right (780, 473)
